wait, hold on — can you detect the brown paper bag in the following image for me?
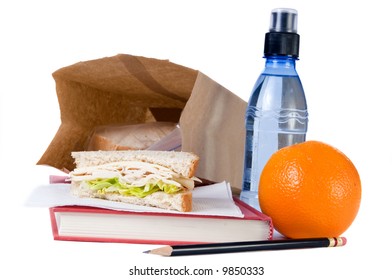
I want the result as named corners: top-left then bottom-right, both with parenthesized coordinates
top-left (38, 54), bottom-right (246, 191)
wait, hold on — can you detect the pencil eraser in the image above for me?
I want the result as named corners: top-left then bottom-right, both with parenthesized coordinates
top-left (341, 237), bottom-right (347, 246)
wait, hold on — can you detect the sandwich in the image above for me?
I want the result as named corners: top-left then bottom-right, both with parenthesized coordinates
top-left (69, 150), bottom-right (200, 212)
top-left (87, 122), bottom-right (178, 151)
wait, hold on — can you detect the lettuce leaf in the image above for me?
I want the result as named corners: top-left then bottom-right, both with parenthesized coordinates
top-left (86, 177), bottom-right (182, 198)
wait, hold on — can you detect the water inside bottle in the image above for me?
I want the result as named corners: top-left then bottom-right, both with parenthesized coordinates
top-left (240, 74), bottom-right (307, 210)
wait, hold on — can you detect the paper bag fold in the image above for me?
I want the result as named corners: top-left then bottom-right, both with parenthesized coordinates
top-left (180, 73), bottom-right (247, 190)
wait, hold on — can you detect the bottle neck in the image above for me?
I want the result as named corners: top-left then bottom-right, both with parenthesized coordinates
top-left (263, 55), bottom-right (298, 76)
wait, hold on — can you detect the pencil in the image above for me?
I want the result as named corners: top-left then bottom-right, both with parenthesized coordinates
top-left (144, 237), bottom-right (347, 256)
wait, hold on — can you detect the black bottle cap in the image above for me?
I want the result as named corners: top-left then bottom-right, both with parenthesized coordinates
top-left (264, 32), bottom-right (300, 57)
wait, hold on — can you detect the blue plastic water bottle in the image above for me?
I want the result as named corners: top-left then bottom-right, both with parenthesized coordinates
top-left (240, 8), bottom-right (309, 210)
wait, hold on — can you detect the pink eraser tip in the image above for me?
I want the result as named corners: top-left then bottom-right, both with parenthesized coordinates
top-left (341, 237), bottom-right (347, 246)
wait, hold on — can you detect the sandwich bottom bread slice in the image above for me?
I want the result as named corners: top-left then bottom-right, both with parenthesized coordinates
top-left (69, 150), bottom-right (200, 212)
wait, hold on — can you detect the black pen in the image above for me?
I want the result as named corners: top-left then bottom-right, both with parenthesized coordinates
top-left (144, 237), bottom-right (347, 256)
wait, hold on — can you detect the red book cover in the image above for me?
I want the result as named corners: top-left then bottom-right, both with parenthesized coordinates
top-left (49, 197), bottom-right (273, 245)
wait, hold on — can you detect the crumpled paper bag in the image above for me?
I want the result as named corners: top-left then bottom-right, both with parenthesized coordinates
top-left (38, 54), bottom-right (246, 190)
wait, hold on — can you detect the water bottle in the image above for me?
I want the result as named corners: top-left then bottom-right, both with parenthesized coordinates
top-left (240, 8), bottom-right (308, 210)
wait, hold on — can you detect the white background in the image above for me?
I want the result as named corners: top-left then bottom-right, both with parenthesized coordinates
top-left (1, 0), bottom-right (390, 279)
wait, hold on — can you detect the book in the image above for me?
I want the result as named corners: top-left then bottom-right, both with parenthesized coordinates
top-left (49, 197), bottom-right (273, 245)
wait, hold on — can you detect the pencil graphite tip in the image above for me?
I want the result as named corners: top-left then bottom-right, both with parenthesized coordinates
top-left (143, 250), bottom-right (151, 254)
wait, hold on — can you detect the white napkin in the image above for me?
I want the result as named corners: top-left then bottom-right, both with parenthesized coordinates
top-left (25, 181), bottom-right (244, 218)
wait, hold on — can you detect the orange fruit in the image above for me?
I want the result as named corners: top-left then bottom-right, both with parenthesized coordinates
top-left (258, 140), bottom-right (361, 238)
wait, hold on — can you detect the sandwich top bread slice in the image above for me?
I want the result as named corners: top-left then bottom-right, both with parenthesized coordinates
top-left (69, 150), bottom-right (199, 212)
